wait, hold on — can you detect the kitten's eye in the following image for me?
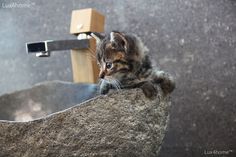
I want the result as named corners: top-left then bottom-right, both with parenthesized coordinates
top-left (106, 62), bottom-right (113, 69)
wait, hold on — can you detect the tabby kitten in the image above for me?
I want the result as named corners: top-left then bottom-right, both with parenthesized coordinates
top-left (91, 31), bottom-right (175, 98)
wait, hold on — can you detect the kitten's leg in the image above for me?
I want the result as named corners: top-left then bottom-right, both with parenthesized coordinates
top-left (114, 73), bottom-right (158, 98)
top-left (152, 70), bottom-right (175, 95)
top-left (140, 81), bottom-right (157, 99)
top-left (117, 73), bottom-right (141, 89)
top-left (122, 80), bottom-right (157, 99)
top-left (117, 73), bottom-right (157, 98)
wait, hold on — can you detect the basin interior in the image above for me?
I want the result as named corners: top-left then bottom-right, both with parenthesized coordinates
top-left (0, 81), bottom-right (98, 121)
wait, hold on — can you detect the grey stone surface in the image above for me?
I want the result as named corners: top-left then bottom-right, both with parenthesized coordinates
top-left (0, 0), bottom-right (236, 156)
top-left (0, 85), bottom-right (170, 157)
top-left (0, 81), bottom-right (98, 121)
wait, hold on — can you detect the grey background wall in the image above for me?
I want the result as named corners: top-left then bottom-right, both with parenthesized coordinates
top-left (0, 0), bottom-right (236, 156)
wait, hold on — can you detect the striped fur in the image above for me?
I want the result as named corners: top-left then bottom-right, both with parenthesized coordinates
top-left (92, 31), bottom-right (175, 98)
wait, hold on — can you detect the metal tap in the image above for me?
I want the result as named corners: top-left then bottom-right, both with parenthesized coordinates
top-left (26, 39), bottom-right (90, 57)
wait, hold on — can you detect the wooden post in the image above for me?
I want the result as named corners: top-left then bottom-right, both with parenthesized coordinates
top-left (70, 8), bottom-right (105, 83)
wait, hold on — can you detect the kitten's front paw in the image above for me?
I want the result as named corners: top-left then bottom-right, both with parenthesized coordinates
top-left (140, 82), bottom-right (157, 99)
top-left (99, 81), bottom-right (111, 95)
top-left (100, 86), bottom-right (110, 95)
top-left (153, 71), bottom-right (175, 95)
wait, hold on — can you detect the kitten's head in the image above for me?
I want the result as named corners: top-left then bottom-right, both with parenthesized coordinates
top-left (92, 31), bottom-right (146, 85)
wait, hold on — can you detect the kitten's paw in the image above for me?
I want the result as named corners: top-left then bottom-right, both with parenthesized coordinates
top-left (152, 71), bottom-right (175, 95)
top-left (140, 82), bottom-right (157, 99)
top-left (99, 81), bottom-right (111, 95)
top-left (100, 86), bottom-right (110, 95)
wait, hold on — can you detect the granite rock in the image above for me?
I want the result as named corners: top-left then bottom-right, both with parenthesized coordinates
top-left (0, 85), bottom-right (171, 157)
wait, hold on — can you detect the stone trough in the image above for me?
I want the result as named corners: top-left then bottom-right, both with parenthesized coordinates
top-left (0, 81), bottom-right (171, 157)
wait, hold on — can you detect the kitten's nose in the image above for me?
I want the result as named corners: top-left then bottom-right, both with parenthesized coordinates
top-left (99, 71), bottom-right (105, 79)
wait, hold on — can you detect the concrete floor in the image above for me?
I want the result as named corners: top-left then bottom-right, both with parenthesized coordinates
top-left (0, 0), bottom-right (236, 156)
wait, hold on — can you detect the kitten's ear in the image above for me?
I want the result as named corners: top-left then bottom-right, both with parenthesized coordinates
top-left (91, 32), bottom-right (105, 44)
top-left (110, 32), bottom-right (128, 52)
top-left (110, 32), bottom-right (116, 43)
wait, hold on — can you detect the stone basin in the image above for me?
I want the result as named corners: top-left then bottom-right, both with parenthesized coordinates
top-left (0, 81), bottom-right (171, 157)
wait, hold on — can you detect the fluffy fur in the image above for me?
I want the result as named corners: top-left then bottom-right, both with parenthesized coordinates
top-left (91, 31), bottom-right (175, 98)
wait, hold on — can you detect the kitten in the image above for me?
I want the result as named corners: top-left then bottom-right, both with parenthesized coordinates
top-left (91, 31), bottom-right (175, 98)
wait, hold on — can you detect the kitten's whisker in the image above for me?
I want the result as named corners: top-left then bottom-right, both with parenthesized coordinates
top-left (98, 79), bottom-right (103, 85)
top-left (88, 49), bottom-right (97, 61)
top-left (115, 79), bottom-right (122, 88)
top-left (86, 52), bottom-right (96, 61)
top-left (112, 79), bottom-right (121, 90)
top-left (80, 48), bottom-right (97, 62)
top-left (115, 80), bottom-right (121, 90)
top-left (112, 79), bottom-right (121, 91)
top-left (110, 80), bottom-right (117, 90)
top-left (110, 80), bottom-right (118, 90)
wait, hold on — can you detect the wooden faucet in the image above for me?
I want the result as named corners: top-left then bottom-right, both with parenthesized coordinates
top-left (70, 8), bottom-right (105, 83)
top-left (26, 8), bottom-right (104, 83)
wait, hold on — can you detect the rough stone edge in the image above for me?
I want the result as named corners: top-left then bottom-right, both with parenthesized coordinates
top-left (0, 86), bottom-right (171, 157)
